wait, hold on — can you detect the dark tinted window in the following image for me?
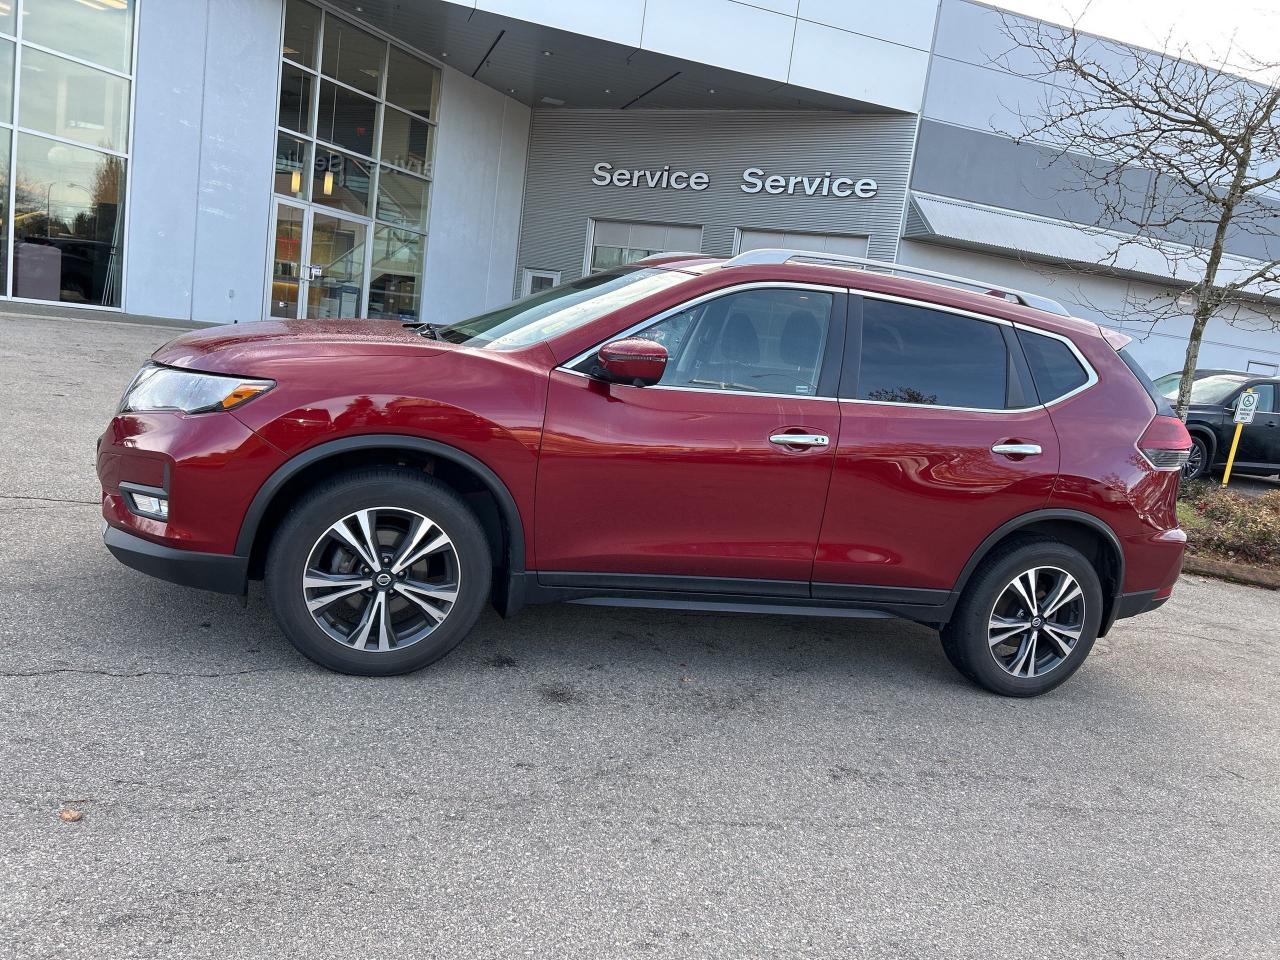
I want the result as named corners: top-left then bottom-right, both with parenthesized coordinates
top-left (1017, 329), bottom-right (1089, 402)
top-left (856, 301), bottom-right (1007, 409)
top-left (1240, 383), bottom-right (1275, 413)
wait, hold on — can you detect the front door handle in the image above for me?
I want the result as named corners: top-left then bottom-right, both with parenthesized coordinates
top-left (769, 433), bottom-right (829, 448)
top-left (992, 442), bottom-right (1042, 457)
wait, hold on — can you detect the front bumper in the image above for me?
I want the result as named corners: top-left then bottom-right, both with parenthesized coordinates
top-left (103, 522), bottom-right (248, 595)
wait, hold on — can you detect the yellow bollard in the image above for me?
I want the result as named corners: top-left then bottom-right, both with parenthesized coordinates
top-left (1221, 422), bottom-right (1244, 487)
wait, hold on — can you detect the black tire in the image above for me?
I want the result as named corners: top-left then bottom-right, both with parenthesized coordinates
top-left (265, 467), bottom-right (491, 676)
top-left (1183, 434), bottom-right (1211, 482)
top-left (940, 537), bottom-right (1103, 697)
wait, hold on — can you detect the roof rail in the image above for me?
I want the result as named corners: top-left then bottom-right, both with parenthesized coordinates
top-left (722, 248), bottom-right (1072, 316)
top-left (634, 251), bottom-right (707, 263)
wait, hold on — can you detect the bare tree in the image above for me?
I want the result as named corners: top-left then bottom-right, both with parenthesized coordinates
top-left (992, 14), bottom-right (1280, 417)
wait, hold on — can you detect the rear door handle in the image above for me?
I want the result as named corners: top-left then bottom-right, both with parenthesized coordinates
top-left (992, 442), bottom-right (1042, 456)
top-left (769, 433), bottom-right (829, 448)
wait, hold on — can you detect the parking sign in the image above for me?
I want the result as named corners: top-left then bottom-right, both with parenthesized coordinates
top-left (1234, 390), bottom-right (1260, 425)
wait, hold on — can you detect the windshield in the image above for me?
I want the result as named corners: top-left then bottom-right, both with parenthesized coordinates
top-left (1162, 373), bottom-right (1247, 405)
top-left (434, 268), bottom-right (689, 350)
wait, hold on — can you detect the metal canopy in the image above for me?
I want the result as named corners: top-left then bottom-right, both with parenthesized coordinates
top-left (325, 0), bottom-right (897, 113)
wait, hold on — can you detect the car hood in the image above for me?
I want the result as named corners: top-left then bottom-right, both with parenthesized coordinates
top-left (152, 319), bottom-right (453, 375)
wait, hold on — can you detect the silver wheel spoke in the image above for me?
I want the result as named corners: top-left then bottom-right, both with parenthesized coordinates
top-left (394, 581), bottom-right (453, 622)
top-left (1041, 622), bottom-right (1080, 658)
top-left (1009, 569), bottom-right (1039, 616)
top-left (328, 518), bottom-right (380, 570)
top-left (397, 580), bottom-right (458, 605)
top-left (989, 615), bottom-right (1031, 646)
top-left (389, 516), bottom-right (434, 574)
top-left (1042, 578), bottom-right (1082, 617)
top-left (393, 531), bottom-right (452, 574)
top-left (348, 590), bottom-right (385, 650)
top-left (354, 509), bottom-right (384, 566)
top-left (304, 573), bottom-right (373, 612)
top-left (1009, 630), bottom-right (1039, 677)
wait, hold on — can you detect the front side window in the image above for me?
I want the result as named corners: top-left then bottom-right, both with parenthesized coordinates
top-left (856, 300), bottom-right (1008, 409)
top-left (586, 287), bottom-right (834, 396)
top-left (1234, 383), bottom-right (1275, 413)
top-left (437, 268), bottom-right (688, 349)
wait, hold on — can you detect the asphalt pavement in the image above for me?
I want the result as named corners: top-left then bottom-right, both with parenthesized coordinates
top-left (1, 313), bottom-right (1277, 959)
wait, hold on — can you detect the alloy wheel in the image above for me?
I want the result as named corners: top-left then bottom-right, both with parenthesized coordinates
top-left (987, 566), bottom-right (1085, 679)
top-left (1182, 439), bottom-right (1205, 480)
top-left (302, 507), bottom-right (460, 653)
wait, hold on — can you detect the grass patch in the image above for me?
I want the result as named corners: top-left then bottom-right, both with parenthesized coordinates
top-left (1178, 481), bottom-right (1280, 568)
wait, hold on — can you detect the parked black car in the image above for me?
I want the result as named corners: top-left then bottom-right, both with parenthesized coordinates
top-left (1157, 370), bottom-right (1280, 480)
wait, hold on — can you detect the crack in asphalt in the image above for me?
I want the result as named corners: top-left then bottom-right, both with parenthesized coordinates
top-left (0, 667), bottom-right (290, 679)
top-left (0, 494), bottom-right (97, 505)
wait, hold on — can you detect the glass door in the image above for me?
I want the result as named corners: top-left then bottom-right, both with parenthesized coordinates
top-left (269, 201), bottom-right (306, 318)
top-left (306, 211), bottom-right (368, 318)
top-left (268, 202), bottom-right (369, 319)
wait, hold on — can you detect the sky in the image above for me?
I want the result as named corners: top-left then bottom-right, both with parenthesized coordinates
top-left (996, 0), bottom-right (1280, 79)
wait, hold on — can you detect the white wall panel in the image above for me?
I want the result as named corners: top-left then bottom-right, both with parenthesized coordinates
top-left (789, 20), bottom-right (930, 113)
top-left (424, 67), bottom-right (530, 323)
top-left (123, 0), bottom-right (209, 320)
top-left (798, 0), bottom-right (939, 52)
top-left (189, 0), bottom-right (282, 325)
top-left (476, 0), bottom-right (646, 48)
top-left (641, 0), bottom-right (794, 83)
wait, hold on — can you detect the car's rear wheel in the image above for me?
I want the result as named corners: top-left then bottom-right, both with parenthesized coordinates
top-left (265, 468), bottom-right (491, 676)
top-left (1182, 435), bottom-right (1210, 481)
top-left (940, 538), bottom-right (1103, 697)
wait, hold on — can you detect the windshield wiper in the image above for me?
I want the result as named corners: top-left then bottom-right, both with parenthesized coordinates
top-left (415, 323), bottom-right (442, 340)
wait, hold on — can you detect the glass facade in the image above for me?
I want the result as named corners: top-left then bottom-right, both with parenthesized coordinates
top-left (271, 1), bottom-right (439, 320)
top-left (1, 0), bottom-right (135, 308)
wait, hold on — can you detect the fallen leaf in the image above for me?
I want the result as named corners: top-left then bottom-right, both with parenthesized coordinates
top-left (58, 809), bottom-right (82, 823)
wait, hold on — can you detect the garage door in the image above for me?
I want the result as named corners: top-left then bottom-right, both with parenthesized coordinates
top-left (736, 229), bottom-right (869, 258)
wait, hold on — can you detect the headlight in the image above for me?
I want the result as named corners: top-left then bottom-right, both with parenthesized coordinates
top-left (119, 364), bottom-right (275, 414)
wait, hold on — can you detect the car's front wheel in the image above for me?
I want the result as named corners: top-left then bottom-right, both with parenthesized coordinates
top-left (265, 468), bottom-right (491, 676)
top-left (940, 538), bottom-right (1103, 697)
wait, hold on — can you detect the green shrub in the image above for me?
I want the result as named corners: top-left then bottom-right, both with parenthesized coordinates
top-left (1177, 482), bottom-right (1280, 567)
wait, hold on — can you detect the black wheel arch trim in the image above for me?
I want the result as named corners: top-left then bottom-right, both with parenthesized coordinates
top-left (1185, 424), bottom-right (1217, 463)
top-left (234, 434), bottom-right (527, 581)
top-left (951, 508), bottom-right (1126, 606)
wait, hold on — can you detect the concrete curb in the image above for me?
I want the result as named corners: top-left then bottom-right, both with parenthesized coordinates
top-left (1182, 554), bottom-right (1280, 590)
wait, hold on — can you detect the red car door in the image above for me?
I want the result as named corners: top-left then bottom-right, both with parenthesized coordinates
top-left (535, 284), bottom-right (846, 588)
top-left (812, 295), bottom-right (1062, 598)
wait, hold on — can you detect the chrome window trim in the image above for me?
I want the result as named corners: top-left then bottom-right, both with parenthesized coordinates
top-left (555, 367), bottom-right (840, 403)
top-left (558, 282), bottom-right (1100, 413)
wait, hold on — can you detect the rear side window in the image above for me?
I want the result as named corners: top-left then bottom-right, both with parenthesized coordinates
top-left (856, 300), bottom-right (1007, 409)
top-left (1017, 328), bottom-right (1089, 402)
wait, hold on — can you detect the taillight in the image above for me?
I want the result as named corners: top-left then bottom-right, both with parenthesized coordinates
top-left (1139, 415), bottom-right (1192, 470)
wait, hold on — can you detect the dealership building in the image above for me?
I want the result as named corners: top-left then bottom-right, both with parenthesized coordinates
top-left (1, 0), bottom-right (1277, 377)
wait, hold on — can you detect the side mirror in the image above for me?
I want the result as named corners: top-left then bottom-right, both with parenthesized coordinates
top-left (595, 337), bottom-right (667, 387)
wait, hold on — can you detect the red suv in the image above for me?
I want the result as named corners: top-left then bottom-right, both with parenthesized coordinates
top-left (97, 251), bottom-right (1191, 696)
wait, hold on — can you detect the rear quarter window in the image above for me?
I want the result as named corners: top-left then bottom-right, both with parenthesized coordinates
top-left (1016, 328), bottom-right (1090, 403)
top-left (1118, 348), bottom-right (1175, 416)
